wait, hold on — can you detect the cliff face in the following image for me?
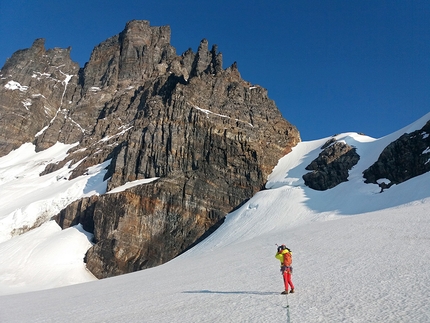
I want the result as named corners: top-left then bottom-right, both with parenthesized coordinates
top-left (0, 20), bottom-right (300, 278)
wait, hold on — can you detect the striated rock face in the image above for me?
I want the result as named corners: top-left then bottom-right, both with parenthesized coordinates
top-left (1, 20), bottom-right (300, 278)
top-left (363, 120), bottom-right (430, 190)
top-left (303, 139), bottom-right (360, 191)
top-left (84, 177), bottom-right (228, 277)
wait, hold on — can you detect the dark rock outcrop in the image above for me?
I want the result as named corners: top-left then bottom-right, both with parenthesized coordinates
top-left (303, 139), bottom-right (360, 190)
top-left (1, 20), bottom-right (300, 278)
top-left (363, 121), bottom-right (430, 190)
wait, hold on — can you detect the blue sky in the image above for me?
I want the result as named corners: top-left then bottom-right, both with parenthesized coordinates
top-left (1, 1), bottom-right (429, 140)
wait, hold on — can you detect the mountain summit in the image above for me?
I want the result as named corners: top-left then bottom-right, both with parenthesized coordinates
top-left (0, 20), bottom-right (300, 278)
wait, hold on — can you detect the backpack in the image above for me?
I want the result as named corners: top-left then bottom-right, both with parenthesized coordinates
top-left (283, 251), bottom-right (292, 266)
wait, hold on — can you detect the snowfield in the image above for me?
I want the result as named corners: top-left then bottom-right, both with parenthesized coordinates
top-left (0, 113), bottom-right (429, 322)
top-left (0, 142), bottom-right (109, 244)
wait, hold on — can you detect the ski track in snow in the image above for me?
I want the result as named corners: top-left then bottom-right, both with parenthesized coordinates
top-left (0, 113), bottom-right (430, 322)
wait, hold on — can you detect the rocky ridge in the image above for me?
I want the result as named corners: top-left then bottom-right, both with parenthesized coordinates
top-left (301, 122), bottom-right (430, 192)
top-left (0, 20), bottom-right (300, 278)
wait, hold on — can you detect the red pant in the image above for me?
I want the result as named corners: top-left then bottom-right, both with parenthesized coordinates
top-left (282, 269), bottom-right (294, 291)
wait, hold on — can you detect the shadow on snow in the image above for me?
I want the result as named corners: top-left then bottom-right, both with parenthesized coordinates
top-left (182, 290), bottom-right (278, 296)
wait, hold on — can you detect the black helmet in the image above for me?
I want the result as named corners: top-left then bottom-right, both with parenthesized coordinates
top-left (277, 244), bottom-right (286, 252)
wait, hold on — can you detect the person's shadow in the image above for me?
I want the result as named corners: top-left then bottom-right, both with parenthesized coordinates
top-left (182, 290), bottom-right (278, 296)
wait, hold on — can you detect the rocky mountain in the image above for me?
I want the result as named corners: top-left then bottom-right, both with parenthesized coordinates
top-left (0, 20), bottom-right (300, 278)
top-left (2, 20), bottom-right (429, 280)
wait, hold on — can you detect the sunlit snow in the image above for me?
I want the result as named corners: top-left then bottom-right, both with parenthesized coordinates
top-left (4, 80), bottom-right (28, 92)
top-left (0, 143), bottom-right (110, 243)
top-left (107, 178), bottom-right (159, 194)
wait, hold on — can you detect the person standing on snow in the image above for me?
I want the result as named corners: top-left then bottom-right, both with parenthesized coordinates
top-left (275, 245), bottom-right (295, 294)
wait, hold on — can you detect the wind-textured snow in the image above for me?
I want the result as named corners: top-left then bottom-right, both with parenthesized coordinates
top-left (0, 114), bottom-right (430, 322)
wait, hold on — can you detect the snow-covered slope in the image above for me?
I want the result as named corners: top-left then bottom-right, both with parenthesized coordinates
top-left (0, 114), bottom-right (430, 322)
top-left (0, 142), bottom-right (108, 294)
